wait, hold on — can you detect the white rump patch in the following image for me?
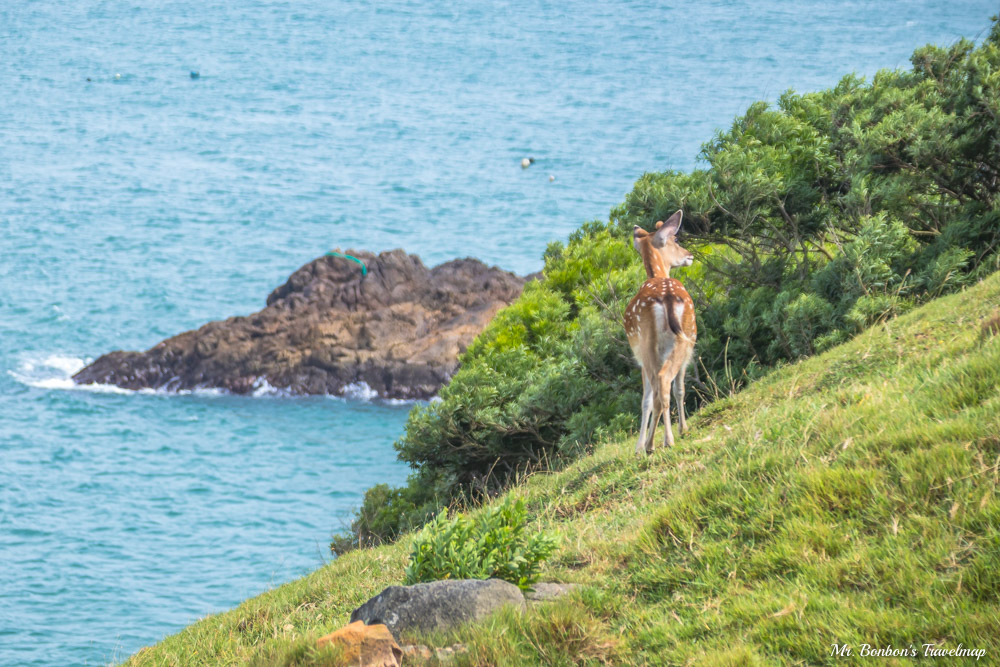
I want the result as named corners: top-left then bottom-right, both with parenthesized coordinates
top-left (649, 304), bottom-right (673, 363)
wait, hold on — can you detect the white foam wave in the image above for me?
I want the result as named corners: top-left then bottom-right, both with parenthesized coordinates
top-left (174, 386), bottom-right (225, 397)
top-left (382, 397), bottom-right (417, 406)
top-left (327, 382), bottom-right (424, 405)
top-left (21, 354), bottom-right (87, 376)
top-left (9, 354), bottom-right (226, 397)
top-left (251, 377), bottom-right (293, 397)
top-left (341, 381), bottom-right (379, 401)
top-left (9, 354), bottom-right (104, 392)
top-left (11, 354), bottom-right (422, 403)
top-left (30, 376), bottom-right (138, 394)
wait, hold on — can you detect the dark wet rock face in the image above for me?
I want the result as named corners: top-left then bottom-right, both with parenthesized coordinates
top-left (73, 250), bottom-right (526, 399)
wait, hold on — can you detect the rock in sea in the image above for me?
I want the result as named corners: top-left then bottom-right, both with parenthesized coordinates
top-left (73, 249), bottom-right (526, 400)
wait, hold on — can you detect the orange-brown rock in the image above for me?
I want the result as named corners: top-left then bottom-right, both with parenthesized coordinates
top-left (73, 250), bottom-right (526, 399)
top-left (317, 620), bottom-right (402, 667)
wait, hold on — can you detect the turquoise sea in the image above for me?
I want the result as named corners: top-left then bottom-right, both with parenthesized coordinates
top-left (2, 2), bottom-right (995, 664)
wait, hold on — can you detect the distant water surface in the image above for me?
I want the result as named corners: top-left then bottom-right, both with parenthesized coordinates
top-left (1, 1), bottom-right (995, 664)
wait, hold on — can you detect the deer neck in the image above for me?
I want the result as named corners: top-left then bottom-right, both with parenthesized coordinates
top-left (640, 243), bottom-right (671, 279)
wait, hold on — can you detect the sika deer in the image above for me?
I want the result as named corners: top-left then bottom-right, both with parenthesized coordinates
top-left (622, 210), bottom-right (697, 455)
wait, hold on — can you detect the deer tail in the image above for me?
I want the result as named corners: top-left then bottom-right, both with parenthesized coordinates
top-left (666, 297), bottom-right (683, 336)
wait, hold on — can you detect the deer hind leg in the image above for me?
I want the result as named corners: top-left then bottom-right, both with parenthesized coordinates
top-left (657, 366), bottom-right (676, 448)
top-left (643, 392), bottom-right (661, 455)
top-left (658, 348), bottom-right (690, 448)
top-left (673, 364), bottom-right (687, 436)
top-left (635, 368), bottom-right (655, 457)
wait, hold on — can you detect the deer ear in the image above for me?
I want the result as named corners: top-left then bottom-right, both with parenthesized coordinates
top-left (654, 220), bottom-right (664, 230)
top-left (632, 225), bottom-right (648, 252)
top-left (652, 210), bottom-right (682, 247)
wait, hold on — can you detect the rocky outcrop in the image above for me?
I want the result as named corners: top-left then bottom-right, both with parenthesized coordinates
top-left (349, 579), bottom-right (526, 639)
top-left (316, 621), bottom-right (402, 666)
top-left (73, 250), bottom-right (526, 400)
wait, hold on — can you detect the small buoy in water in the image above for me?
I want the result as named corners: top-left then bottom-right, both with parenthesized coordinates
top-left (190, 71), bottom-right (200, 79)
top-left (549, 174), bottom-right (555, 182)
top-left (114, 73), bottom-right (122, 80)
top-left (521, 157), bottom-right (535, 169)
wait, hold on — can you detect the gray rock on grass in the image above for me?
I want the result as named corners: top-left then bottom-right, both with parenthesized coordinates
top-left (350, 579), bottom-right (525, 639)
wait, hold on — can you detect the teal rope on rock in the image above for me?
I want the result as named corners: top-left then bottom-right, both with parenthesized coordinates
top-left (324, 251), bottom-right (368, 277)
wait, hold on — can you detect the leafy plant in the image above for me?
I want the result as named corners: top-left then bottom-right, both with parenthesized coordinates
top-left (403, 498), bottom-right (557, 591)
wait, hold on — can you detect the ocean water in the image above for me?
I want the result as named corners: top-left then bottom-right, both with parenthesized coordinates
top-left (2, 1), bottom-right (995, 664)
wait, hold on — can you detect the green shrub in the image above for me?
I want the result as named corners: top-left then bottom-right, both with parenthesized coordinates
top-left (403, 498), bottom-right (557, 591)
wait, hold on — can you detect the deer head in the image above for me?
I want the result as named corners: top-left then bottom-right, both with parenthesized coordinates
top-left (632, 210), bottom-right (693, 278)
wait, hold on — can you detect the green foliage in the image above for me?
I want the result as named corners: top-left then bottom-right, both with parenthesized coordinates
top-left (344, 17), bottom-right (1000, 545)
top-left (768, 291), bottom-right (834, 358)
top-left (403, 498), bottom-right (557, 591)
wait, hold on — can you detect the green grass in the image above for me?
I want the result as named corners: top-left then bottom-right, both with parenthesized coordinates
top-left (126, 272), bottom-right (1000, 666)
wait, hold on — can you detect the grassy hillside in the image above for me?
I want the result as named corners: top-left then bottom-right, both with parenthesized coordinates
top-left (127, 271), bottom-right (1000, 666)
